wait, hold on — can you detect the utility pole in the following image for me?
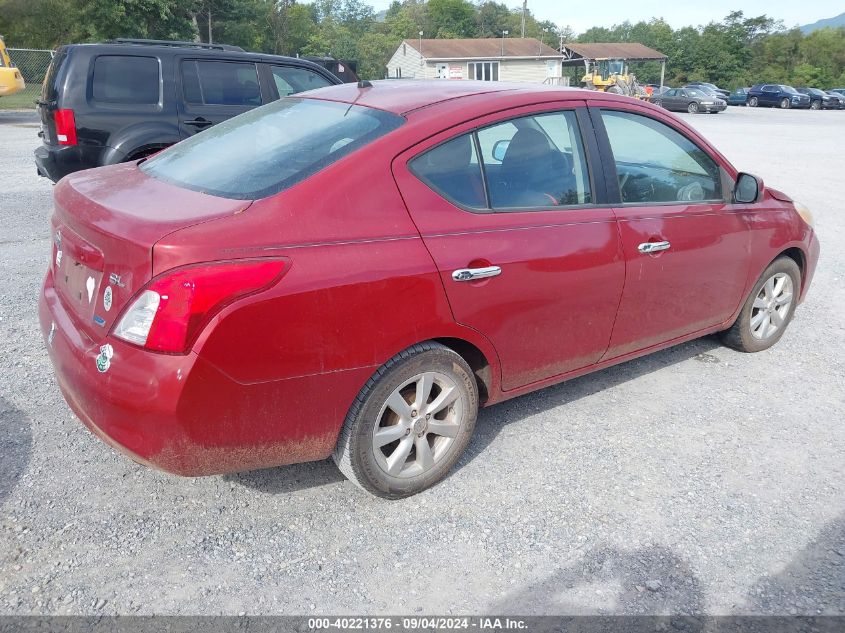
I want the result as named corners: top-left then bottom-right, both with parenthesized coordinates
top-left (207, 1), bottom-right (212, 44)
top-left (501, 30), bottom-right (508, 56)
top-left (521, 0), bottom-right (527, 38)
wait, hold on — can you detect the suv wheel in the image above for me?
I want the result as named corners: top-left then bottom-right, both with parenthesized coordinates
top-left (780, 97), bottom-right (790, 109)
top-left (333, 342), bottom-right (478, 498)
top-left (810, 100), bottom-right (821, 110)
top-left (748, 96), bottom-right (758, 107)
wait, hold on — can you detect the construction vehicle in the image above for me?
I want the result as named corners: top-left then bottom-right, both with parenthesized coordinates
top-left (582, 58), bottom-right (646, 99)
top-left (0, 36), bottom-right (26, 97)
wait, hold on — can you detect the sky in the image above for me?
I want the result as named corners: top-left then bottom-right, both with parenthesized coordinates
top-left (367, 0), bottom-right (843, 35)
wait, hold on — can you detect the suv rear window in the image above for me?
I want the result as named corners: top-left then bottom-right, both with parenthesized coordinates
top-left (41, 50), bottom-right (67, 102)
top-left (92, 56), bottom-right (160, 104)
top-left (141, 97), bottom-right (404, 199)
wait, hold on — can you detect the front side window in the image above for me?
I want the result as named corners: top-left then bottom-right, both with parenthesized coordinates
top-left (270, 65), bottom-right (333, 97)
top-left (410, 110), bottom-right (592, 211)
top-left (92, 56), bottom-right (160, 104)
top-left (468, 61), bottom-right (499, 81)
top-left (142, 98), bottom-right (404, 199)
top-left (600, 110), bottom-right (722, 204)
top-left (182, 60), bottom-right (261, 106)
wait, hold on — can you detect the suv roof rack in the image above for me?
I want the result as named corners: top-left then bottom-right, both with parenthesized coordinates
top-left (110, 38), bottom-right (245, 52)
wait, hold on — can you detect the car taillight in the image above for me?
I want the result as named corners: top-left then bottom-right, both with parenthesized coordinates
top-left (54, 109), bottom-right (77, 145)
top-left (113, 259), bottom-right (289, 353)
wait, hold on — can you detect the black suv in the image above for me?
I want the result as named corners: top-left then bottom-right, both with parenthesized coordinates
top-left (35, 39), bottom-right (342, 182)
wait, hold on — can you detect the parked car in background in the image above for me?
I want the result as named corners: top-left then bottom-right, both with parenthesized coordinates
top-left (654, 87), bottom-right (726, 113)
top-left (795, 87), bottom-right (837, 110)
top-left (0, 36), bottom-right (25, 97)
top-left (747, 84), bottom-right (811, 109)
top-left (727, 87), bottom-right (750, 106)
top-left (686, 82), bottom-right (730, 99)
top-left (34, 39), bottom-right (341, 182)
top-left (829, 88), bottom-right (845, 97)
top-left (825, 91), bottom-right (844, 109)
top-left (39, 81), bottom-right (818, 498)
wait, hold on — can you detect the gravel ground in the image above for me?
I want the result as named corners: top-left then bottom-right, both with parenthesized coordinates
top-left (0, 106), bottom-right (843, 616)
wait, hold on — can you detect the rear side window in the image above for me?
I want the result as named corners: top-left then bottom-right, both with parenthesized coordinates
top-left (182, 60), bottom-right (261, 106)
top-left (270, 65), bottom-right (333, 97)
top-left (600, 110), bottom-right (721, 204)
top-left (410, 110), bottom-right (592, 211)
top-left (141, 98), bottom-right (404, 199)
top-left (92, 56), bottom-right (160, 104)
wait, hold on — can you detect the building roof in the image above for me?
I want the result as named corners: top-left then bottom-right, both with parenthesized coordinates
top-left (403, 37), bottom-right (562, 60)
top-left (561, 42), bottom-right (667, 61)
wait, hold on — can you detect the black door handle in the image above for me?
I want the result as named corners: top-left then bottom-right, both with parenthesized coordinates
top-left (184, 117), bottom-right (213, 128)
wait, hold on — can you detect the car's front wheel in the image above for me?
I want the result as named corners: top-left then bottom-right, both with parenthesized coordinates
top-left (721, 257), bottom-right (801, 353)
top-left (810, 99), bottom-right (821, 110)
top-left (687, 102), bottom-right (699, 114)
top-left (780, 97), bottom-right (791, 109)
top-left (333, 342), bottom-right (478, 498)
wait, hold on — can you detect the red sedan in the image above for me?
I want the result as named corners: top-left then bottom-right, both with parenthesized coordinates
top-left (40, 81), bottom-right (819, 498)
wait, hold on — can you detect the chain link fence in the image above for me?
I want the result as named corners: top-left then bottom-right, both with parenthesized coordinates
top-left (2, 49), bottom-right (54, 109)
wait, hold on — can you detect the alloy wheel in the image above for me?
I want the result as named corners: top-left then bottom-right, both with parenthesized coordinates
top-left (372, 371), bottom-right (464, 478)
top-left (780, 98), bottom-right (790, 109)
top-left (749, 97), bottom-right (758, 107)
top-left (749, 273), bottom-right (794, 340)
top-left (687, 102), bottom-right (699, 113)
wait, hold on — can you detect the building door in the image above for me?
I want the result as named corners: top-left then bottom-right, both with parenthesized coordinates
top-left (435, 63), bottom-right (448, 79)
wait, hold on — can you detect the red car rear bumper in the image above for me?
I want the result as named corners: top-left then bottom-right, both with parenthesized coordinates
top-left (39, 270), bottom-right (368, 476)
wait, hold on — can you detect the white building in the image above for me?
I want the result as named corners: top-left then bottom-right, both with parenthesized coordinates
top-left (386, 37), bottom-right (566, 85)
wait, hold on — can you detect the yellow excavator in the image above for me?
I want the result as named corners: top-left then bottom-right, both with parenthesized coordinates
top-left (0, 36), bottom-right (26, 98)
top-left (582, 58), bottom-right (646, 99)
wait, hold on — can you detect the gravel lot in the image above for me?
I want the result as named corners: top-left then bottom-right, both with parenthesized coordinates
top-left (1, 106), bottom-right (843, 617)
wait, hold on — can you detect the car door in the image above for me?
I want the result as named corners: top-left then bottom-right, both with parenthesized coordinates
top-left (393, 103), bottom-right (625, 391)
top-left (761, 85), bottom-right (778, 106)
top-left (589, 105), bottom-right (750, 359)
top-left (176, 58), bottom-right (267, 138)
top-left (661, 89), bottom-right (680, 111)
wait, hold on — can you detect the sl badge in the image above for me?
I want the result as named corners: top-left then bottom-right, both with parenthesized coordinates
top-left (96, 344), bottom-right (114, 373)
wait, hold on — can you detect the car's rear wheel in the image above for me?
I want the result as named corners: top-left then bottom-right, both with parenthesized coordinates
top-left (748, 96), bottom-right (758, 107)
top-left (333, 342), bottom-right (478, 499)
top-left (687, 102), bottom-right (699, 114)
top-left (780, 97), bottom-right (790, 109)
top-left (720, 257), bottom-right (801, 353)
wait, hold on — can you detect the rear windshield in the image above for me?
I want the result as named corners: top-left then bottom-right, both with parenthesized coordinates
top-left (41, 50), bottom-right (67, 102)
top-left (141, 98), bottom-right (404, 199)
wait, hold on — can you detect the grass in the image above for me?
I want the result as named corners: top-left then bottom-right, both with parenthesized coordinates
top-left (0, 86), bottom-right (40, 109)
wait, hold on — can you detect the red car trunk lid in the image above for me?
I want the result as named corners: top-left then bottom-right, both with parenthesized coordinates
top-left (51, 162), bottom-right (252, 342)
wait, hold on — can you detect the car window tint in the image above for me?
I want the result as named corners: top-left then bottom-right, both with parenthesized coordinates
top-left (409, 134), bottom-right (487, 208)
top-left (142, 98), bottom-right (403, 200)
top-left (270, 65), bottom-right (333, 97)
top-left (600, 110), bottom-right (722, 204)
top-left (183, 60), bottom-right (261, 106)
top-left (92, 56), bottom-right (159, 104)
top-left (482, 111), bottom-right (592, 209)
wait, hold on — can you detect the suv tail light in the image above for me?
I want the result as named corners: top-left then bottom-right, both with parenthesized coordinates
top-left (54, 109), bottom-right (77, 145)
top-left (113, 259), bottom-right (290, 353)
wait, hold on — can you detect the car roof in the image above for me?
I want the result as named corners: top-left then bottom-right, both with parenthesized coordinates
top-left (58, 42), bottom-right (320, 67)
top-left (298, 80), bottom-right (629, 115)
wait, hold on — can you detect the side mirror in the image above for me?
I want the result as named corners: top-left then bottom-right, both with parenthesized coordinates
top-left (492, 139), bottom-right (510, 162)
top-left (734, 172), bottom-right (763, 204)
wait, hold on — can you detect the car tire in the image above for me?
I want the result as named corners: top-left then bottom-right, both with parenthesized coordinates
top-left (687, 102), bottom-right (699, 113)
top-left (780, 97), bottom-right (790, 109)
top-left (333, 342), bottom-right (478, 499)
top-left (748, 97), bottom-right (758, 107)
top-left (720, 257), bottom-right (801, 353)
top-left (810, 100), bottom-right (821, 110)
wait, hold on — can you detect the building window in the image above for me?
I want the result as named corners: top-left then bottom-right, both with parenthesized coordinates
top-left (467, 61), bottom-right (499, 81)
top-left (395, 67), bottom-right (402, 78)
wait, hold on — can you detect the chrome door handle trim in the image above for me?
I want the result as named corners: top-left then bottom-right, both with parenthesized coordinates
top-left (452, 266), bottom-right (502, 282)
top-left (638, 241), bottom-right (671, 254)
